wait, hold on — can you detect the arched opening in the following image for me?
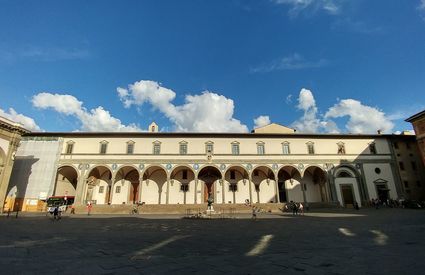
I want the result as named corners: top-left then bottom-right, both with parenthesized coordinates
top-left (224, 166), bottom-right (249, 204)
top-left (113, 166), bottom-right (139, 205)
top-left (334, 166), bottom-right (361, 207)
top-left (198, 166), bottom-right (222, 203)
top-left (54, 166), bottom-right (78, 197)
top-left (85, 166), bottom-right (112, 205)
top-left (277, 166), bottom-right (302, 203)
top-left (252, 166), bottom-right (275, 203)
top-left (303, 166), bottom-right (328, 203)
top-left (141, 166), bottom-right (167, 204)
top-left (170, 166), bottom-right (195, 204)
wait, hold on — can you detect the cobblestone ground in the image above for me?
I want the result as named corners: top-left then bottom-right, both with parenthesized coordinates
top-left (1, 208), bottom-right (424, 274)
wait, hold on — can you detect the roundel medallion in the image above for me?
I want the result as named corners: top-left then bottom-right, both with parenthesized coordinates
top-left (139, 164), bottom-right (145, 170)
top-left (272, 164), bottom-right (278, 171)
top-left (220, 164), bottom-right (226, 171)
top-left (112, 164), bottom-right (118, 170)
top-left (246, 164), bottom-right (252, 170)
top-left (193, 163), bottom-right (199, 170)
top-left (298, 163), bottom-right (304, 170)
top-left (166, 163), bottom-right (172, 170)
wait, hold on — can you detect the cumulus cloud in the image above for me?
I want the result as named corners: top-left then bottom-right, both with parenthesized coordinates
top-left (291, 88), bottom-right (323, 133)
top-left (418, 0), bottom-right (425, 20)
top-left (117, 80), bottom-right (248, 133)
top-left (324, 99), bottom-right (394, 134)
top-left (251, 53), bottom-right (328, 73)
top-left (254, 115), bottom-right (271, 129)
top-left (290, 88), bottom-right (394, 134)
top-left (0, 108), bottom-right (41, 131)
top-left (32, 93), bottom-right (141, 132)
top-left (273, 0), bottom-right (342, 17)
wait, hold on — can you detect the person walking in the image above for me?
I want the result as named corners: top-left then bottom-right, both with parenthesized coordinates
top-left (53, 206), bottom-right (59, 221)
top-left (299, 202), bottom-right (304, 215)
top-left (252, 206), bottom-right (257, 220)
top-left (87, 202), bottom-right (92, 216)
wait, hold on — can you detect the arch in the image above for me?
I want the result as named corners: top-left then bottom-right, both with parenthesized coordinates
top-left (170, 165), bottom-right (196, 204)
top-left (53, 165), bottom-right (78, 197)
top-left (224, 165), bottom-right (250, 204)
top-left (302, 165), bottom-right (328, 203)
top-left (85, 165), bottom-right (113, 205)
top-left (198, 165), bottom-right (222, 203)
top-left (252, 165), bottom-right (276, 203)
top-left (277, 165), bottom-right (302, 203)
top-left (333, 164), bottom-right (363, 207)
top-left (170, 164), bottom-right (196, 178)
top-left (141, 164), bottom-right (168, 178)
top-left (112, 166), bottom-right (140, 205)
top-left (197, 164), bottom-right (222, 177)
top-left (114, 164), bottom-right (140, 178)
top-left (140, 165), bottom-right (167, 204)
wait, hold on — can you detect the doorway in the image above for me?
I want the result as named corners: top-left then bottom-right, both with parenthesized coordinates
top-left (278, 181), bottom-right (287, 202)
top-left (204, 182), bottom-right (214, 202)
top-left (376, 184), bottom-right (389, 203)
top-left (341, 185), bottom-right (355, 207)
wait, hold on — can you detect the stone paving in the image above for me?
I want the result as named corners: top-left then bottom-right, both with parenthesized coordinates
top-left (1, 208), bottom-right (425, 274)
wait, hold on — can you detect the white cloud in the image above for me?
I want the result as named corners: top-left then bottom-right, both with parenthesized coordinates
top-left (273, 0), bottom-right (342, 17)
top-left (291, 88), bottom-right (323, 133)
top-left (117, 80), bottom-right (248, 133)
top-left (290, 88), bottom-right (394, 134)
top-left (251, 53), bottom-right (328, 73)
top-left (32, 93), bottom-right (141, 132)
top-left (325, 99), bottom-right (394, 134)
top-left (0, 108), bottom-right (41, 131)
top-left (254, 115), bottom-right (271, 129)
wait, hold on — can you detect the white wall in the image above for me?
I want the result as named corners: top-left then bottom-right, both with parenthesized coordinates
top-left (285, 179), bottom-right (304, 202)
top-left (93, 180), bottom-right (108, 204)
top-left (363, 163), bottom-right (397, 200)
top-left (111, 180), bottom-right (130, 205)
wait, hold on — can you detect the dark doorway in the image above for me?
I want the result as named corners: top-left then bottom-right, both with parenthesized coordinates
top-left (278, 181), bottom-right (287, 202)
top-left (204, 182), bottom-right (214, 202)
top-left (376, 184), bottom-right (389, 202)
top-left (341, 185), bottom-right (354, 207)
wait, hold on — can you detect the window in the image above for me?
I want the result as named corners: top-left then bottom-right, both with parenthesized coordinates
top-left (180, 144), bottom-right (188, 155)
top-left (282, 142), bottom-right (290, 155)
top-left (229, 184), bottom-right (238, 192)
top-left (115, 186), bottom-right (121, 193)
top-left (182, 170), bottom-right (188, 180)
top-left (66, 142), bottom-right (74, 154)
top-left (337, 142), bottom-right (346, 154)
top-left (411, 161), bottom-right (417, 171)
top-left (180, 184), bottom-right (189, 192)
top-left (205, 142), bottom-right (214, 154)
top-left (369, 143), bottom-right (377, 154)
top-left (399, 161), bottom-right (405, 171)
top-left (99, 186), bottom-right (104, 193)
top-left (307, 142), bottom-right (315, 154)
top-left (232, 143), bottom-right (240, 155)
top-left (153, 141), bottom-right (161, 155)
top-left (393, 142), bottom-right (399, 149)
top-left (100, 141), bottom-right (108, 154)
top-left (404, 181), bottom-right (409, 188)
top-left (257, 143), bottom-right (265, 155)
top-left (406, 142), bottom-right (411, 150)
top-left (127, 141), bottom-right (134, 154)
top-left (230, 170), bottom-right (236, 180)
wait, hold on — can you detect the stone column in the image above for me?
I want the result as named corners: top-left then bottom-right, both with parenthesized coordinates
top-left (0, 137), bottom-right (19, 213)
top-left (301, 177), bottom-right (307, 204)
top-left (138, 177), bottom-right (143, 203)
top-left (108, 177), bottom-right (115, 204)
top-left (74, 165), bottom-right (88, 205)
top-left (274, 173), bottom-right (280, 203)
top-left (221, 179), bottom-right (225, 204)
top-left (248, 175), bottom-right (253, 204)
top-left (166, 175), bottom-right (170, 204)
top-left (194, 176), bottom-right (198, 204)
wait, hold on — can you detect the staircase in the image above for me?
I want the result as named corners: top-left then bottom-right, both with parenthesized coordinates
top-left (72, 202), bottom-right (339, 215)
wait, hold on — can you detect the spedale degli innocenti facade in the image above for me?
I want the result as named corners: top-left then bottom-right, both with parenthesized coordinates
top-left (7, 122), bottom-right (424, 212)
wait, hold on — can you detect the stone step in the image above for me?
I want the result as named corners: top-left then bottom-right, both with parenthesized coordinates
top-left (73, 202), bottom-right (339, 215)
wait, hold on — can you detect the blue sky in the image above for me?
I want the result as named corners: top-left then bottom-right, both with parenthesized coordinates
top-left (0, 0), bottom-right (424, 133)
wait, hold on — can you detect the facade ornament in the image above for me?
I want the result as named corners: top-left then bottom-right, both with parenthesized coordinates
top-left (166, 163), bottom-right (172, 170)
top-left (112, 163), bottom-right (117, 170)
top-left (193, 163), bottom-right (199, 170)
top-left (220, 164), bottom-right (226, 171)
top-left (139, 164), bottom-right (145, 170)
top-left (298, 163), bottom-right (304, 170)
top-left (246, 164), bottom-right (252, 170)
top-left (272, 163), bottom-right (278, 171)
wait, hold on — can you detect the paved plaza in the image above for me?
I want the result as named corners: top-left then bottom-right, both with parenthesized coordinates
top-left (1, 208), bottom-right (425, 274)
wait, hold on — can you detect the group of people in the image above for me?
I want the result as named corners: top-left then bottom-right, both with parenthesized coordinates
top-left (284, 201), bottom-right (305, 216)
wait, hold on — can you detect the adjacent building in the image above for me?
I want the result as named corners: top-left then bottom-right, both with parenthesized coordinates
top-left (0, 116), bottom-right (29, 212)
top-left (406, 110), bottom-right (425, 168)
